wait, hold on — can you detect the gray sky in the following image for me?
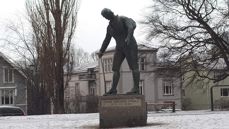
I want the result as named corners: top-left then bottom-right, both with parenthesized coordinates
top-left (0, 0), bottom-right (25, 32)
top-left (76, 0), bottom-right (152, 53)
top-left (0, 0), bottom-right (153, 54)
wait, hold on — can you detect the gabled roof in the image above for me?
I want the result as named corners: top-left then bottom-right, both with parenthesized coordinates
top-left (95, 44), bottom-right (158, 54)
top-left (138, 44), bottom-right (158, 52)
top-left (0, 52), bottom-right (26, 78)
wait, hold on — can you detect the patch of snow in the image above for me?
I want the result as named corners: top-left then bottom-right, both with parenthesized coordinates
top-left (0, 110), bottom-right (229, 129)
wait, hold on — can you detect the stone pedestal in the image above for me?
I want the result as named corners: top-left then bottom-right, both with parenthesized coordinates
top-left (99, 95), bottom-right (147, 128)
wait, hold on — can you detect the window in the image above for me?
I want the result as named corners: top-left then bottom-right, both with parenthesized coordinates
top-left (75, 83), bottom-right (80, 95)
top-left (89, 81), bottom-right (96, 95)
top-left (89, 85), bottom-right (96, 95)
top-left (163, 80), bottom-right (174, 96)
top-left (3, 68), bottom-right (14, 83)
top-left (105, 81), bottom-right (112, 93)
top-left (139, 80), bottom-right (144, 95)
top-left (0, 89), bottom-right (15, 105)
top-left (182, 89), bottom-right (185, 96)
top-left (104, 59), bottom-right (108, 72)
top-left (139, 57), bottom-right (145, 71)
top-left (103, 58), bottom-right (113, 73)
top-left (107, 59), bottom-right (111, 72)
top-left (221, 88), bottom-right (229, 97)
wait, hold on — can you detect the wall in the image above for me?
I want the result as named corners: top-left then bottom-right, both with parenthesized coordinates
top-left (183, 71), bottom-right (229, 110)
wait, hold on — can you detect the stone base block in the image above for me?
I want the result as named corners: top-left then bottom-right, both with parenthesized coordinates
top-left (99, 95), bottom-right (147, 128)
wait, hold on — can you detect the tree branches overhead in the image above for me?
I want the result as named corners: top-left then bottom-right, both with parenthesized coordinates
top-left (144, 0), bottom-right (229, 82)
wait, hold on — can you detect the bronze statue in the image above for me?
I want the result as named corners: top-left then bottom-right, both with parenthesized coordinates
top-left (98, 8), bottom-right (140, 95)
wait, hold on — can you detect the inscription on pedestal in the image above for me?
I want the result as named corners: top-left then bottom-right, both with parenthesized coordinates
top-left (101, 99), bottom-right (141, 107)
top-left (99, 95), bottom-right (147, 128)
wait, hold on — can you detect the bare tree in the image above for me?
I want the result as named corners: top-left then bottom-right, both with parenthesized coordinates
top-left (25, 0), bottom-right (79, 114)
top-left (74, 47), bottom-right (95, 67)
top-left (143, 0), bottom-right (229, 83)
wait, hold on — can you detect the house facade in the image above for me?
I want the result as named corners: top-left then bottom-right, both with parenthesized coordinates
top-left (65, 44), bottom-right (182, 112)
top-left (0, 52), bottom-right (27, 114)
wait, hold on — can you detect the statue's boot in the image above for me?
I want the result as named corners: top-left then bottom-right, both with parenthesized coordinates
top-left (103, 89), bottom-right (117, 96)
top-left (126, 87), bottom-right (139, 95)
top-left (126, 69), bottom-right (140, 95)
top-left (103, 71), bottom-right (119, 96)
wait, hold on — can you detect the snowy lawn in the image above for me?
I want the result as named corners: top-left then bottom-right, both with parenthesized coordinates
top-left (0, 110), bottom-right (228, 129)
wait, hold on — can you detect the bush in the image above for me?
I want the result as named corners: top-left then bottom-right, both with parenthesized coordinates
top-left (182, 97), bottom-right (192, 110)
top-left (214, 98), bottom-right (229, 110)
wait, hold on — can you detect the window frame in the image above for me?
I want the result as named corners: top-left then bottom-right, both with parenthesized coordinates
top-left (139, 80), bottom-right (144, 95)
top-left (103, 58), bottom-right (113, 73)
top-left (139, 57), bottom-right (146, 71)
top-left (3, 68), bottom-right (14, 83)
top-left (0, 87), bottom-right (16, 105)
top-left (220, 88), bottom-right (229, 97)
top-left (163, 80), bottom-right (174, 96)
top-left (89, 82), bottom-right (96, 96)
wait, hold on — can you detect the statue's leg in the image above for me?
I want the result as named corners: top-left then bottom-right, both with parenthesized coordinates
top-left (110, 71), bottom-right (120, 91)
top-left (131, 68), bottom-right (140, 93)
top-left (125, 44), bottom-right (140, 94)
top-left (104, 50), bottom-right (125, 96)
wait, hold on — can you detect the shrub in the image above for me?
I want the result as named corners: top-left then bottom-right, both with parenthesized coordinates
top-left (182, 97), bottom-right (192, 110)
top-left (214, 98), bottom-right (229, 110)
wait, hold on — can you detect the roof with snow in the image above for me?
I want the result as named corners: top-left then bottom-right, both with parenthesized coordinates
top-left (0, 52), bottom-right (26, 78)
top-left (95, 44), bottom-right (158, 53)
top-left (73, 61), bottom-right (98, 73)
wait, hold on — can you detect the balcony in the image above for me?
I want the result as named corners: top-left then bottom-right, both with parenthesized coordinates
top-left (79, 74), bottom-right (96, 80)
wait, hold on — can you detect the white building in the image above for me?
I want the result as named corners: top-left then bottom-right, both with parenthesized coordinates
top-left (65, 44), bottom-right (182, 112)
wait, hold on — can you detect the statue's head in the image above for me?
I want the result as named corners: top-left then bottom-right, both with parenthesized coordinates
top-left (101, 8), bottom-right (114, 20)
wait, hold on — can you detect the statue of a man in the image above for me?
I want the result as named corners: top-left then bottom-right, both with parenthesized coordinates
top-left (98, 8), bottom-right (140, 95)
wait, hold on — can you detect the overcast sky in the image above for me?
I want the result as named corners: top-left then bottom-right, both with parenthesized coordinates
top-left (76, 0), bottom-right (153, 53)
top-left (0, 0), bottom-right (153, 54)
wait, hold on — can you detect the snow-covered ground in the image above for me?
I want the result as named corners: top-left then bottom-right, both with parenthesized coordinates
top-left (0, 110), bottom-right (229, 129)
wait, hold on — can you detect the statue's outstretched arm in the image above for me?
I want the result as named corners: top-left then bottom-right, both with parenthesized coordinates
top-left (100, 27), bottom-right (112, 53)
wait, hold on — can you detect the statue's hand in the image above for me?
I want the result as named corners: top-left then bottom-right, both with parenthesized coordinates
top-left (125, 38), bottom-right (130, 45)
top-left (97, 51), bottom-right (103, 58)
